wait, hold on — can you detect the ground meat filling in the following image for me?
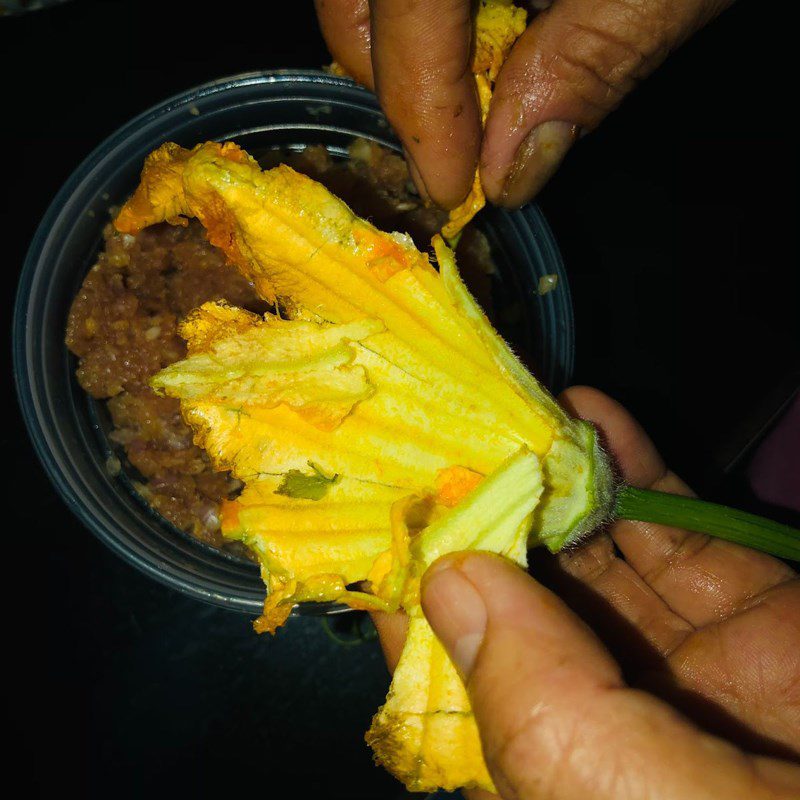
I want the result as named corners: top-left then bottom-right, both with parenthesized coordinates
top-left (66, 141), bottom-right (495, 553)
top-left (66, 220), bottom-right (267, 550)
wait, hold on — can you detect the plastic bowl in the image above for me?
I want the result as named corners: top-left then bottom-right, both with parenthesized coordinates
top-left (13, 71), bottom-right (573, 615)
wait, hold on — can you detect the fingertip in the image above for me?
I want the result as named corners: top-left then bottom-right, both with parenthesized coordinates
top-left (421, 554), bottom-right (488, 679)
top-left (425, 160), bottom-right (478, 212)
top-left (558, 386), bottom-right (668, 490)
top-left (422, 552), bottom-right (510, 603)
top-left (458, 551), bottom-right (529, 597)
top-left (315, 0), bottom-right (374, 87)
top-left (481, 119), bottom-right (579, 207)
top-left (421, 551), bottom-right (467, 585)
top-left (558, 385), bottom-right (620, 419)
top-left (401, 94), bottom-right (481, 210)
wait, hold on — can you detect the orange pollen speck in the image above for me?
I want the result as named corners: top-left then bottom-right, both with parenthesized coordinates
top-left (220, 499), bottom-right (241, 535)
top-left (435, 466), bottom-right (484, 508)
top-left (353, 228), bottom-right (410, 281)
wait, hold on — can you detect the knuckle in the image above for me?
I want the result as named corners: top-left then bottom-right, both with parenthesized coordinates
top-left (642, 530), bottom-right (711, 585)
top-left (553, 0), bottom-right (674, 112)
top-left (480, 677), bottom-right (642, 798)
top-left (558, 535), bottom-right (617, 583)
top-left (484, 704), bottom-right (583, 799)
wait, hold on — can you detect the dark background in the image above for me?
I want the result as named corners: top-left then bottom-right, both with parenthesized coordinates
top-left (3, 1), bottom-right (797, 798)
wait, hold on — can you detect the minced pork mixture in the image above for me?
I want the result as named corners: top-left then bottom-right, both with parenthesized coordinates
top-left (66, 140), bottom-right (495, 553)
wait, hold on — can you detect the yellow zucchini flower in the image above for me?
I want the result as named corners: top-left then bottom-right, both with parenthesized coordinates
top-left (115, 140), bottom-right (612, 793)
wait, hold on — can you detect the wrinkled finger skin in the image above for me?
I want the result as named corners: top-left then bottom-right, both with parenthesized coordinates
top-left (481, 0), bottom-right (732, 205)
top-left (373, 387), bottom-right (800, 798)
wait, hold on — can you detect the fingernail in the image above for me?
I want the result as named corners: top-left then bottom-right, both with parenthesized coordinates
top-left (500, 120), bottom-right (580, 207)
top-left (421, 558), bottom-right (487, 679)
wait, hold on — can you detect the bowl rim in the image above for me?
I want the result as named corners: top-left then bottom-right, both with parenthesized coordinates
top-left (13, 69), bottom-right (573, 612)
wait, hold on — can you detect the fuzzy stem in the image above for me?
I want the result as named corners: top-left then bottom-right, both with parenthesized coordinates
top-left (614, 486), bottom-right (800, 561)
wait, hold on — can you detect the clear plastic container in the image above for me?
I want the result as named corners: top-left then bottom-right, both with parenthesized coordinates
top-left (13, 71), bottom-right (573, 614)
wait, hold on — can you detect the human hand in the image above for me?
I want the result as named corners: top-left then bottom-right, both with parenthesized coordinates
top-left (373, 386), bottom-right (800, 799)
top-left (315, 0), bottom-right (732, 209)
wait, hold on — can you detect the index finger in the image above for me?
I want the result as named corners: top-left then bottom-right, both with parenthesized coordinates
top-left (369, 0), bottom-right (481, 209)
top-left (315, 0), bottom-right (374, 87)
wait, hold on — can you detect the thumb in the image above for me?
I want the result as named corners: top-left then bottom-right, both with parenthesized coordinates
top-left (480, 0), bottom-right (731, 206)
top-left (421, 552), bottom-right (798, 800)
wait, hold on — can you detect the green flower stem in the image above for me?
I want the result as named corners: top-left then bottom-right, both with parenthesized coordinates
top-left (614, 486), bottom-right (800, 561)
